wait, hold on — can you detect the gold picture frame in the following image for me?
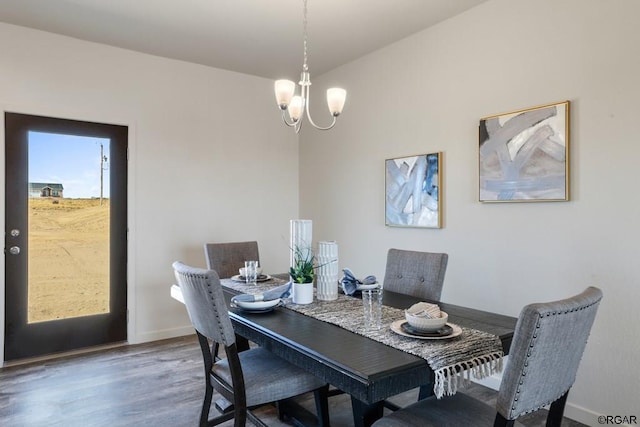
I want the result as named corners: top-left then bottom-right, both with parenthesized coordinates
top-left (385, 152), bottom-right (442, 228)
top-left (479, 101), bottom-right (570, 202)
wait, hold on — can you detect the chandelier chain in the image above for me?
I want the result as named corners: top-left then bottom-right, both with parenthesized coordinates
top-left (303, 0), bottom-right (308, 72)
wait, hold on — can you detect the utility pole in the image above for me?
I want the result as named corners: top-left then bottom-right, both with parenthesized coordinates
top-left (100, 143), bottom-right (108, 206)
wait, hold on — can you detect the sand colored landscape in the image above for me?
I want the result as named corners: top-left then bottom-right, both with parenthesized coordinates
top-left (28, 198), bottom-right (110, 323)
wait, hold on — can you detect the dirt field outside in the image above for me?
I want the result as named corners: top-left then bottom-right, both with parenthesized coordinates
top-left (27, 198), bottom-right (109, 323)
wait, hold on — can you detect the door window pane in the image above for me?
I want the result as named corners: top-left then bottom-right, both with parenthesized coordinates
top-left (27, 132), bottom-right (110, 323)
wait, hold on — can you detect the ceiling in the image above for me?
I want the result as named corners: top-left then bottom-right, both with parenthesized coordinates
top-left (0, 0), bottom-right (488, 79)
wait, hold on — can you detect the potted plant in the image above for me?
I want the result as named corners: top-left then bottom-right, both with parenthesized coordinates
top-left (289, 246), bottom-right (316, 304)
top-left (290, 246), bottom-right (315, 283)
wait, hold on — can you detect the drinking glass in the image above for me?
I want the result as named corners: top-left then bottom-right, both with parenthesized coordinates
top-left (244, 260), bottom-right (258, 285)
top-left (362, 288), bottom-right (382, 330)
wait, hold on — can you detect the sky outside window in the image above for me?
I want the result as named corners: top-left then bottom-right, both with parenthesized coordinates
top-left (28, 131), bottom-right (110, 199)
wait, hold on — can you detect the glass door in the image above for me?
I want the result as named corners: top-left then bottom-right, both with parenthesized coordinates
top-left (5, 113), bottom-right (128, 361)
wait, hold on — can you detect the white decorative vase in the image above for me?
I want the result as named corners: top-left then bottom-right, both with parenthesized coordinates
top-left (292, 281), bottom-right (314, 304)
top-left (316, 241), bottom-right (339, 301)
top-left (290, 219), bottom-right (313, 268)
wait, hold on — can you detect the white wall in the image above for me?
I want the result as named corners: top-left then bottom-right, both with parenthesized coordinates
top-left (301, 0), bottom-right (639, 424)
top-left (0, 23), bottom-right (300, 359)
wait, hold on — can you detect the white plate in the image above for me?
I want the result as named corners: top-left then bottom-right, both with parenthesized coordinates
top-left (231, 298), bottom-right (280, 310)
top-left (231, 274), bottom-right (272, 283)
top-left (390, 319), bottom-right (462, 340)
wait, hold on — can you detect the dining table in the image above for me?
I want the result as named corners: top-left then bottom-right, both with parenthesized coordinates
top-left (171, 275), bottom-right (517, 427)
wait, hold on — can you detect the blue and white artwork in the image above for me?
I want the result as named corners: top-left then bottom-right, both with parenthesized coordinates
top-left (479, 101), bottom-right (569, 202)
top-left (385, 152), bottom-right (442, 228)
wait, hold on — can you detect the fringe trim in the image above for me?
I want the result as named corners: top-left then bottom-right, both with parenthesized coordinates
top-left (433, 351), bottom-right (504, 399)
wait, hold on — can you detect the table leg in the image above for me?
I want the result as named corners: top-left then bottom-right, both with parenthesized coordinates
top-left (351, 397), bottom-right (384, 427)
top-left (418, 383), bottom-right (435, 400)
top-left (236, 334), bottom-right (250, 352)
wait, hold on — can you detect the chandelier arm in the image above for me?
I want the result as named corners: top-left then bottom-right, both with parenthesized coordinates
top-left (303, 86), bottom-right (338, 131)
top-left (281, 111), bottom-right (297, 128)
top-left (281, 109), bottom-right (303, 134)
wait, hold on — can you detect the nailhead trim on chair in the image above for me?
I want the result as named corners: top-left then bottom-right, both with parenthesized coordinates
top-left (509, 297), bottom-right (601, 416)
top-left (184, 269), bottom-right (234, 346)
top-left (208, 279), bottom-right (230, 346)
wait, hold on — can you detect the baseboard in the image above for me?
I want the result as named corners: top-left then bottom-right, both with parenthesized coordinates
top-left (129, 325), bottom-right (193, 344)
top-left (564, 403), bottom-right (598, 427)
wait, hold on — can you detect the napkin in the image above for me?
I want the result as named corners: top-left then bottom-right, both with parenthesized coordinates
top-left (231, 282), bottom-right (292, 303)
top-left (341, 268), bottom-right (378, 296)
top-left (406, 302), bottom-right (441, 318)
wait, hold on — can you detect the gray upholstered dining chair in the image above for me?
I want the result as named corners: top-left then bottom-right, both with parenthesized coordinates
top-left (173, 261), bottom-right (330, 427)
top-left (381, 249), bottom-right (449, 408)
top-left (382, 249), bottom-right (448, 301)
top-left (204, 241), bottom-right (260, 279)
top-left (371, 286), bottom-right (603, 427)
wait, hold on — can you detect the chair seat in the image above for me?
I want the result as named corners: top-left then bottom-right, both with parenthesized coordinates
top-left (212, 347), bottom-right (325, 407)
top-left (372, 392), bottom-right (525, 427)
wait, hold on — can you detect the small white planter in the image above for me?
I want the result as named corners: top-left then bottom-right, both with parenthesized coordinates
top-left (292, 281), bottom-right (314, 304)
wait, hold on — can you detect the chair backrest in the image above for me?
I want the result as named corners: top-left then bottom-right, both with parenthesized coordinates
top-left (497, 286), bottom-right (603, 420)
top-left (382, 249), bottom-right (448, 300)
top-left (204, 241), bottom-right (260, 279)
top-left (172, 261), bottom-right (236, 347)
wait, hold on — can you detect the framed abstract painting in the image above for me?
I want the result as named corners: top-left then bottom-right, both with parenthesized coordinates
top-left (385, 152), bottom-right (442, 228)
top-left (479, 101), bottom-right (570, 202)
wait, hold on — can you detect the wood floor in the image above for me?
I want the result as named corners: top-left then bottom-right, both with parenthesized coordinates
top-left (0, 336), bottom-right (587, 427)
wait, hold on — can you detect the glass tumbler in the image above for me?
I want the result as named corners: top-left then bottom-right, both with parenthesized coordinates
top-left (244, 260), bottom-right (258, 285)
top-left (362, 288), bottom-right (382, 330)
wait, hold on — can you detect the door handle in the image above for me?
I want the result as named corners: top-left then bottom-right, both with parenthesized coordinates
top-left (8, 246), bottom-right (20, 255)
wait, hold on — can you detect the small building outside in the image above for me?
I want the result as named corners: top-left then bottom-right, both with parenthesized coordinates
top-left (29, 182), bottom-right (64, 198)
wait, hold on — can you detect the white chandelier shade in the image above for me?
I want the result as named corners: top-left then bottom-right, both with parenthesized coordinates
top-left (327, 88), bottom-right (347, 116)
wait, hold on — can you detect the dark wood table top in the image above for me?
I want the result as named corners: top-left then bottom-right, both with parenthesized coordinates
top-left (223, 287), bottom-right (517, 404)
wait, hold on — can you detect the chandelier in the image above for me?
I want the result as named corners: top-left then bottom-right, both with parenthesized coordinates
top-left (274, 0), bottom-right (347, 133)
